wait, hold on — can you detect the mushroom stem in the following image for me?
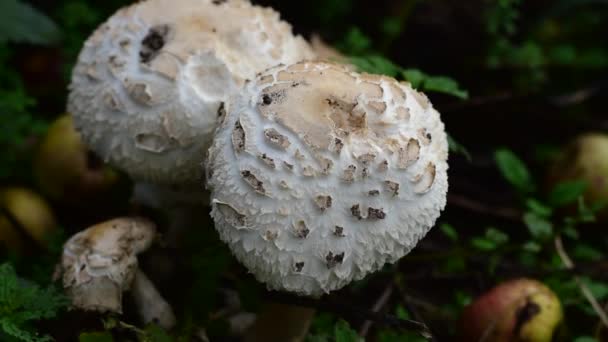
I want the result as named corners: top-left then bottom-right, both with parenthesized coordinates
top-left (245, 303), bottom-right (315, 342)
top-left (131, 269), bottom-right (176, 330)
top-left (70, 276), bottom-right (123, 313)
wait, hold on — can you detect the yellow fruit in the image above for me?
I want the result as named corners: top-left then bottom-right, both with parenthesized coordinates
top-left (460, 278), bottom-right (563, 342)
top-left (0, 187), bottom-right (57, 247)
top-left (547, 133), bottom-right (608, 219)
top-left (34, 115), bottom-right (128, 207)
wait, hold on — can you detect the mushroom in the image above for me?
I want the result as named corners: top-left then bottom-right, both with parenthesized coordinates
top-left (68, 0), bottom-right (315, 187)
top-left (59, 217), bottom-right (176, 329)
top-left (206, 61), bottom-right (449, 296)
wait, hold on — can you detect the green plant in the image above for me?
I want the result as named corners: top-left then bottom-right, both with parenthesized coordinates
top-left (0, 262), bottom-right (67, 342)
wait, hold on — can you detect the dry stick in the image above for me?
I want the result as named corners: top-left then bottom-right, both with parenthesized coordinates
top-left (554, 235), bottom-right (608, 328)
top-left (358, 284), bottom-right (394, 337)
top-left (447, 193), bottom-right (522, 221)
top-left (266, 291), bottom-right (433, 339)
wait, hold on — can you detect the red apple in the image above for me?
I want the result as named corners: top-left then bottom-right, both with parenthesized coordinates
top-left (460, 278), bottom-right (562, 342)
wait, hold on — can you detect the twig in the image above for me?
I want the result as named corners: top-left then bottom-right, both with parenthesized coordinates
top-left (554, 235), bottom-right (608, 328)
top-left (448, 193), bottom-right (522, 221)
top-left (393, 278), bottom-right (437, 342)
top-left (358, 284), bottom-right (394, 337)
top-left (265, 291), bottom-right (433, 339)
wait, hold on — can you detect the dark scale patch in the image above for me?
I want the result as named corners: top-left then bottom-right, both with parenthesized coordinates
top-left (384, 180), bottom-right (400, 196)
top-left (232, 120), bottom-right (245, 153)
top-left (514, 299), bottom-right (541, 335)
top-left (294, 262), bottom-right (304, 272)
top-left (368, 190), bottom-right (380, 196)
top-left (241, 170), bottom-right (265, 194)
top-left (333, 138), bottom-right (344, 153)
top-left (314, 195), bottom-right (332, 211)
top-left (326, 252), bottom-right (345, 268)
top-left (350, 204), bottom-right (362, 220)
top-left (140, 25), bottom-right (169, 63)
top-left (258, 154), bottom-right (276, 169)
top-left (217, 102), bottom-right (226, 117)
top-left (334, 226), bottom-right (345, 237)
top-left (260, 91), bottom-right (285, 106)
top-left (294, 221), bottom-right (309, 238)
top-left (212, 0), bottom-right (227, 4)
top-left (367, 207), bottom-right (386, 220)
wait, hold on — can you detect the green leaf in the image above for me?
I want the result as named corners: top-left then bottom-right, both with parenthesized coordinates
top-left (522, 241), bottom-right (542, 253)
top-left (0, 0), bottom-right (61, 45)
top-left (401, 69), bottom-right (426, 88)
top-left (447, 134), bottom-right (472, 161)
top-left (471, 238), bottom-right (497, 251)
top-left (525, 198), bottom-right (553, 218)
top-left (548, 180), bottom-right (588, 207)
top-left (334, 320), bottom-right (362, 342)
top-left (395, 305), bottom-right (410, 320)
top-left (0, 263), bottom-right (67, 342)
top-left (339, 27), bottom-right (371, 55)
top-left (140, 324), bottom-right (173, 342)
top-left (494, 148), bottom-right (536, 193)
top-left (79, 332), bottom-right (114, 342)
top-left (485, 227), bottom-right (509, 245)
top-left (523, 212), bottom-right (554, 240)
top-left (349, 55), bottom-right (400, 76)
top-left (423, 75), bottom-right (469, 99)
top-left (573, 337), bottom-right (599, 342)
top-left (572, 243), bottom-right (603, 262)
top-left (439, 223), bottom-right (459, 242)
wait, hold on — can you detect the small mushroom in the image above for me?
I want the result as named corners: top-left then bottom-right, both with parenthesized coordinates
top-left (206, 61), bottom-right (449, 296)
top-left (68, 0), bottom-right (315, 186)
top-left (59, 217), bottom-right (176, 329)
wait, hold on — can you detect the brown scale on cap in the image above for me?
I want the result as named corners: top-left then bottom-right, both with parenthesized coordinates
top-left (333, 226), bottom-right (345, 237)
top-left (314, 195), bottom-right (332, 211)
top-left (367, 207), bottom-right (386, 220)
top-left (240, 170), bottom-right (265, 195)
top-left (258, 154), bottom-right (276, 169)
top-left (232, 120), bottom-right (245, 153)
top-left (264, 128), bottom-right (290, 149)
top-left (294, 220), bottom-right (309, 238)
top-left (342, 165), bottom-right (356, 182)
top-left (412, 163), bottom-right (437, 194)
top-left (350, 204), bottom-right (362, 220)
top-left (325, 252), bottom-right (345, 268)
top-left (397, 138), bottom-right (420, 169)
top-left (384, 180), bottom-right (400, 197)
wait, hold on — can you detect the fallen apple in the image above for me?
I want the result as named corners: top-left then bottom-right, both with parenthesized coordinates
top-left (34, 115), bottom-right (130, 209)
top-left (0, 187), bottom-right (57, 249)
top-left (460, 278), bottom-right (563, 342)
top-left (547, 133), bottom-right (608, 218)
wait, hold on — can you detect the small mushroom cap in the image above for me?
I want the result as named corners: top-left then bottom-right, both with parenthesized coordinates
top-left (206, 61), bottom-right (449, 296)
top-left (61, 217), bottom-right (156, 312)
top-left (68, 0), bottom-right (315, 185)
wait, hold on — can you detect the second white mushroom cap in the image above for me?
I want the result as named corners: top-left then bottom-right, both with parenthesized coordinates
top-left (68, 0), bottom-right (315, 185)
top-left (206, 61), bottom-right (449, 296)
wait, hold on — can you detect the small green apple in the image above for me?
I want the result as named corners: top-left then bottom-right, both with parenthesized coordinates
top-left (547, 133), bottom-right (608, 218)
top-left (459, 278), bottom-right (562, 342)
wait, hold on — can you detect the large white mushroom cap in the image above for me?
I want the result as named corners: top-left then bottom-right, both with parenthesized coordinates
top-left (206, 61), bottom-right (449, 297)
top-left (68, 0), bottom-right (315, 185)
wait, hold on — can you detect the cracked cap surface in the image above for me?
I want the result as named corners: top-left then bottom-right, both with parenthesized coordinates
top-left (206, 61), bottom-right (449, 296)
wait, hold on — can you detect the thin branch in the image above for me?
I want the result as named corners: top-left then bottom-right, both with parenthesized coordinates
top-left (265, 291), bottom-right (433, 340)
top-left (359, 284), bottom-right (393, 337)
top-left (447, 193), bottom-right (522, 221)
top-left (554, 235), bottom-right (608, 328)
